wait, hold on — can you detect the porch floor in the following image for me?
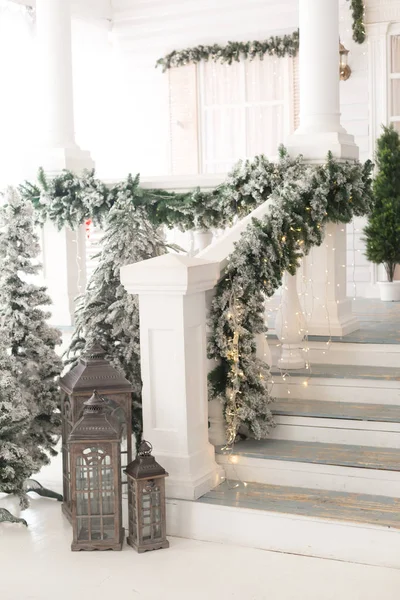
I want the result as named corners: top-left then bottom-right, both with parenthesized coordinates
top-left (268, 298), bottom-right (400, 344)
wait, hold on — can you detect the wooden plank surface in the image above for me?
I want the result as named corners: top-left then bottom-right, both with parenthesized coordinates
top-left (199, 480), bottom-right (400, 529)
top-left (216, 439), bottom-right (400, 471)
top-left (271, 364), bottom-right (400, 381)
top-left (273, 398), bottom-right (400, 422)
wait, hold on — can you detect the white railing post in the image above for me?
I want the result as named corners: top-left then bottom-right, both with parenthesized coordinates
top-left (275, 272), bottom-right (306, 369)
top-left (121, 253), bottom-right (224, 500)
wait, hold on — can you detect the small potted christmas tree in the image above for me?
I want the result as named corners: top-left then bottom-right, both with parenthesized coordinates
top-left (364, 125), bottom-right (400, 301)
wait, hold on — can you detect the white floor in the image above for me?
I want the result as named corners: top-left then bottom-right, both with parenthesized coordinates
top-left (0, 457), bottom-right (400, 600)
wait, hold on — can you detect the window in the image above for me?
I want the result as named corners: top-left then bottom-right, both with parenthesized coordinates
top-left (389, 34), bottom-right (400, 132)
top-left (168, 55), bottom-right (299, 175)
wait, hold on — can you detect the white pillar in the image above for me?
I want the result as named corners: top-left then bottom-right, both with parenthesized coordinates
top-left (35, 0), bottom-right (93, 173)
top-left (41, 223), bottom-right (87, 327)
top-left (284, 0), bottom-right (359, 337)
top-left (121, 254), bottom-right (224, 500)
top-left (287, 0), bottom-right (358, 161)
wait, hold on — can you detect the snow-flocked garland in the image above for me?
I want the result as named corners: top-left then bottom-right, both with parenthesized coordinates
top-left (155, 31), bottom-right (299, 72)
top-left (208, 151), bottom-right (373, 444)
top-left (348, 0), bottom-right (366, 45)
top-left (20, 150), bottom-right (373, 443)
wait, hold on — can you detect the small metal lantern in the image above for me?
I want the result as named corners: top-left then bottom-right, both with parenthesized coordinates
top-left (69, 391), bottom-right (124, 551)
top-left (125, 441), bottom-right (169, 553)
top-left (339, 42), bottom-right (351, 81)
top-left (60, 343), bottom-right (133, 522)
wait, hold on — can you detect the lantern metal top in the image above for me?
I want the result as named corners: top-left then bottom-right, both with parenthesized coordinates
top-left (68, 390), bottom-right (122, 443)
top-left (60, 343), bottom-right (133, 395)
top-left (125, 441), bottom-right (168, 480)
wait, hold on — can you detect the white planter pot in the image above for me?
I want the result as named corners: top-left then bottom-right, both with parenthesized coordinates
top-left (378, 281), bottom-right (400, 302)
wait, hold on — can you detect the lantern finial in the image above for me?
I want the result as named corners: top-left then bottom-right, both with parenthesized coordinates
top-left (138, 440), bottom-right (153, 456)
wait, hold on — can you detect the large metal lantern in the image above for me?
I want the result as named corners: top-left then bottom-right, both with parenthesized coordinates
top-left (125, 441), bottom-right (169, 553)
top-left (59, 344), bottom-right (133, 521)
top-left (69, 391), bottom-right (124, 551)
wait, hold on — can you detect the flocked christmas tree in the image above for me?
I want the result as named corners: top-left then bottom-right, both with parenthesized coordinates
top-left (364, 125), bottom-right (400, 282)
top-left (0, 188), bottom-right (62, 471)
top-left (67, 176), bottom-right (168, 442)
top-left (0, 329), bottom-right (39, 508)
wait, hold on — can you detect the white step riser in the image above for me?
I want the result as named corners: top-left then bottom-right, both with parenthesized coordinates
top-left (271, 417), bottom-right (400, 448)
top-left (270, 342), bottom-right (400, 368)
top-left (167, 498), bottom-right (400, 569)
top-left (272, 381), bottom-right (400, 404)
top-left (216, 455), bottom-right (400, 497)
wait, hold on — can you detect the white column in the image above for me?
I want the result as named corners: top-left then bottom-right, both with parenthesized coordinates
top-left (35, 0), bottom-right (93, 174)
top-left (287, 0), bottom-right (358, 161)
top-left (283, 0), bottom-right (359, 338)
top-left (41, 223), bottom-right (87, 327)
top-left (121, 254), bottom-right (224, 500)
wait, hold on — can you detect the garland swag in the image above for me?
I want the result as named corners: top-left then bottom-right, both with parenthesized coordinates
top-left (155, 31), bottom-right (299, 72)
top-left (21, 150), bottom-right (373, 443)
top-left (208, 151), bottom-right (373, 443)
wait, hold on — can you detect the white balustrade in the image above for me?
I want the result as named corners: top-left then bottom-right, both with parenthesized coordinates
top-left (274, 273), bottom-right (306, 369)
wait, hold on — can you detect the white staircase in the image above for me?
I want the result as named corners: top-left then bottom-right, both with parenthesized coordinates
top-left (167, 330), bottom-right (400, 568)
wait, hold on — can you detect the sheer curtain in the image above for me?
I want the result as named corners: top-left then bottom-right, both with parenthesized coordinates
top-left (0, 1), bottom-right (37, 188)
top-left (199, 56), bottom-right (291, 173)
top-left (390, 35), bottom-right (400, 133)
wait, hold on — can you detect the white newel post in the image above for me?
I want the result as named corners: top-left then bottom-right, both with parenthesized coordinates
top-left (35, 0), bottom-right (93, 326)
top-left (283, 0), bottom-right (359, 339)
top-left (121, 254), bottom-right (224, 500)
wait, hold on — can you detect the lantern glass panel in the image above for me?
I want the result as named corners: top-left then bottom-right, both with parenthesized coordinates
top-left (75, 447), bottom-right (116, 543)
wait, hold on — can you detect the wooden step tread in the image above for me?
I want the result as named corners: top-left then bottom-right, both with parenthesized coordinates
top-left (273, 398), bottom-right (400, 422)
top-left (271, 364), bottom-right (400, 381)
top-left (216, 439), bottom-right (400, 471)
top-left (199, 481), bottom-right (400, 529)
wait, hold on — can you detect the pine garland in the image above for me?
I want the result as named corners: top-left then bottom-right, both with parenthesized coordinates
top-left (208, 151), bottom-right (373, 443)
top-left (155, 31), bottom-right (299, 71)
top-left (21, 151), bottom-right (373, 444)
top-left (348, 0), bottom-right (366, 44)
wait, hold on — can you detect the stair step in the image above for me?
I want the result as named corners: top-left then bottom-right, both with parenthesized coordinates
top-left (167, 479), bottom-right (400, 568)
top-left (273, 398), bottom-right (400, 422)
top-left (272, 364), bottom-right (400, 404)
top-left (199, 481), bottom-right (400, 530)
top-left (217, 439), bottom-right (400, 471)
top-left (271, 364), bottom-right (400, 381)
top-left (216, 439), bottom-right (400, 495)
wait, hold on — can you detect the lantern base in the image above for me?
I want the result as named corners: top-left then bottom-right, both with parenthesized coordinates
top-left (127, 535), bottom-right (169, 553)
top-left (71, 527), bottom-right (125, 552)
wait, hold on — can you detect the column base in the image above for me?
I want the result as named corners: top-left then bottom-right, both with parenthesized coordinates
top-left (159, 444), bottom-right (225, 500)
top-left (306, 299), bottom-right (359, 336)
top-left (287, 131), bottom-right (359, 162)
top-left (33, 145), bottom-right (95, 175)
